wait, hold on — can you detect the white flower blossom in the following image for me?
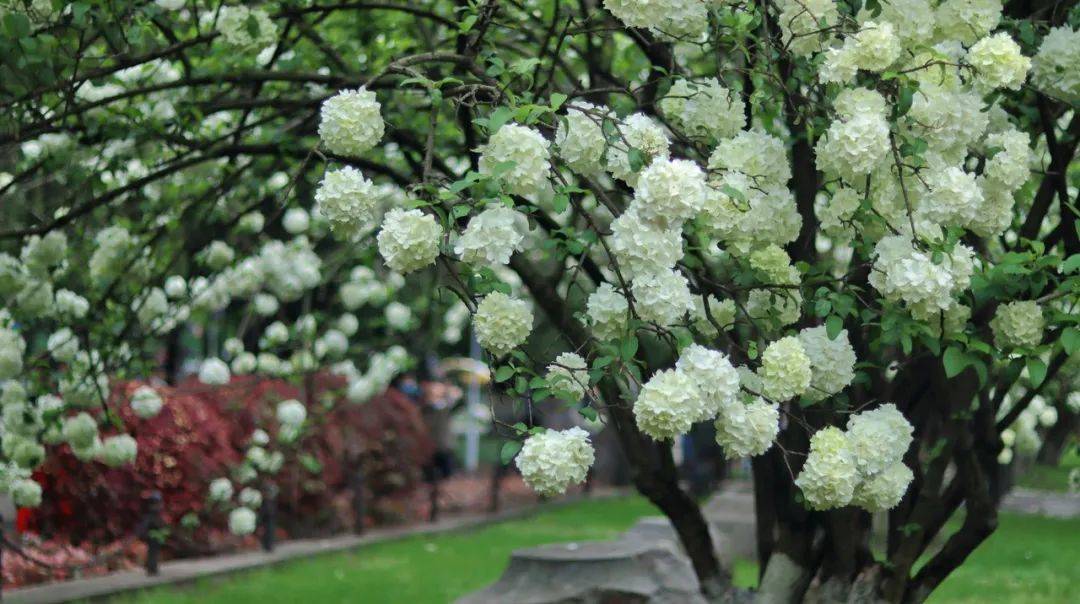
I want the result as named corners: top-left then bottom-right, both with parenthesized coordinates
top-left (479, 124), bottom-right (551, 197)
top-left (634, 369), bottom-right (709, 440)
top-left (796, 426), bottom-right (858, 510)
top-left (378, 208), bottom-right (442, 273)
top-left (198, 358), bottom-right (231, 385)
top-left (455, 206), bottom-right (527, 266)
top-left (474, 292), bottom-right (533, 356)
top-left (319, 88), bottom-right (384, 157)
top-left (547, 352), bottom-right (589, 401)
top-left (515, 427), bottom-right (594, 496)
top-left (631, 269), bottom-right (693, 326)
top-left (758, 336), bottom-right (813, 401)
top-left (798, 326), bottom-right (857, 402)
top-left (990, 300), bottom-right (1044, 349)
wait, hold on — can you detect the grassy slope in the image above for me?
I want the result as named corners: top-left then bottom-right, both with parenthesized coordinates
top-left (111, 498), bottom-right (1076, 604)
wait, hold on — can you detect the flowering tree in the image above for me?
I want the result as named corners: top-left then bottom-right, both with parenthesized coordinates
top-left (1, 0), bottom-right (1079, 601)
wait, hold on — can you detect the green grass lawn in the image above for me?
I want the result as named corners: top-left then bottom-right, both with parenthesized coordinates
top-left (1014, 446), bottom-right (1079, 493)
top-left (110, 497), bottom-right (1076, 604)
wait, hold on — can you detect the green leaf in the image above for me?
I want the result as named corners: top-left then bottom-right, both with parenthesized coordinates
top-left (825, 315), bottom-right (843, 339)
top-left (1062, 254), bottom-right (1080, 274)
top-left (627, 148), bottom-right (645, 173)
top-left (551, 193), bottom-right (569, 214)
top-left (459, 15), bottom-right (478, 32)
top-left (1063, 327), bottom-right (1080, 356)
top-left (943, 345), bottom-right (969, 378)
top-left (3, 12), bottom-right (30, 39)
top-left (550, 93), bottom-right (567, 110)
top-left (494, 366), bottom-right (515, 382)
top-left (620, 335), bottom-right (639, 360)
top-left (1026, 357), bottom-right (1047, 388)
top-left (579, 406), bottom-right (597, 421)
top-left (499, 440), bottom-right (523, 465)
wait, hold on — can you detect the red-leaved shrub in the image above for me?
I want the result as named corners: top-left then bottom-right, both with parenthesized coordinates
top-left (25, 374), bottom-right (434, 556)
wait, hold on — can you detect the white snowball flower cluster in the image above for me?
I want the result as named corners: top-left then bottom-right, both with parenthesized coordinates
top-left (454, 205), bottom-right (527, 266)
top-left (692, 295), bottom-right (736, 336)
top-left (62, 412), bottom-right (98, 449)
top-left (989, 300), bottom-right (1044, 349)
top-left (1030, 26), bottom-right (1080, 102)
top-left (385, 301), bottom-right (413, 330)
top-left (852, 461), bottom-right (914, 511)
top-left (283, 208), bottom-right (310, 235)
top-left (980, 128), bottom-right (1031, 207)
top-left (131, 386), bottom-right (164, 419)
top-left (277, 399), bottom-right (307, 426)
top-left (89, 225), bottom-right (137, 286)
top-left (315, 167), bottom-right (379, 237)
top-left (699, 173), bottom-right (802, 254)
top-left (758, 336), bottom-right (813, 401)
top-left (21, 231), bottom-right (66, 276)
top-left (0, 327), bottom-right (26, 380)
top-left (515, 427), bottom-right (594, 496)
top-left (798, 327), bottom-right (857, 402)
top-left (479, 124), bottom-right (551, 197)
top-left (11, 477), bottom-right (42, 507)
top-left (676, 345), bottom-right (741, 418)
top-left (920, 165), bottom-right (989, 229)
top-left (338, 265), bottom-right (391, 310)
top-left (56, 289), bottom-right (89, 319)
top-left (631, 269), bottom-right (693, 326)
top-left (934, 0), bottom-right (1002, 46)
top-left (587, 283), bottom-right (629, 341)
top-left (815, 88), bottom-right (890, 183)
top-left (319, 88), bottom-right (384, 157)
top-left (377, 208), bottom-right (442, 273)
top-left (817, 187), bottom-right (860, 240)
top-left (966, 33), bottom-right (1030, 91)
top-left (555, 102), bottom-right (609, 175)
top-left (315, 329), bottom-right (349, 359)
top-left (208, 477), bottom-right (234, 503)
top-left (867, 0), bottom-right (936, 48)
top-left (214, 5), bottom-right (277, 51)
top-left (846, 403), bottom-right (914, 477)
top-left (99, 434), bottom-right (138, 467)
top-left (714, 397), bottom-right (780, 459)
top-left (474, 292), bottom-right (533, 356)
top-left (606, 113), bottom-right (670, 185)
top-left (848, 21), bottom-right (903, 72)
top-left (795, 426), bottom-right (859, 510)
top-left (608, 207), bottom-right (683, 280)
top-left (633, 158), bottom-right (708, 226)
top-left (796, 405), bottom-right (915, 511)
top-left (254, 238), bottom-right (322, 302)
top-left (905, 88), bottom-right (988, 164)
top-left (603, 0), bottom-right (709, 39)
top-left (870, 236), bottom-right (973, 321)
top-left (547, 352), bottom-right (589, 401)
top-left (708, 130), bottom-right (791, 185)
top-left (198, 357), bottom-right (231, 385)
top-left (661, 79), bottom-right (745, 140)
top-left (228, 507), bottom-right (257, 535)
top-left (634, 369), bottom-right (709, 440)
top-left (47, 328), bottom-right (78, 363)
top-left (778, 0), bottom-right (839, 57)
top-left (239, 487), bottom-right (263, 509)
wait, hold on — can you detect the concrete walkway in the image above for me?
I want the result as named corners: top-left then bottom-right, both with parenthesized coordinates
top-left (1001, 487), bottom-right (1080, 519)
top-left (5, 489), bottom-right (626, 604)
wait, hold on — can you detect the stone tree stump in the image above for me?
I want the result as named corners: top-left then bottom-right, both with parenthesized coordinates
top-left (456, 539), bottom-right (709, 604)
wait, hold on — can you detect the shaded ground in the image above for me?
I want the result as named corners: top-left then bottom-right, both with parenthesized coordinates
top-left (107, 496), bottom-right (1077, 604)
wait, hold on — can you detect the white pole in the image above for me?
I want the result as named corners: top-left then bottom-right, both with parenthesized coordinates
top-left (464, 330), bottom-right (482, 472)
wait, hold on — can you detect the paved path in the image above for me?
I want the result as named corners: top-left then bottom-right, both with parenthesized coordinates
top-left (5, 489), bottom-right (626, 604)
top-left (1000, 487), bottom-right (1080, 519)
